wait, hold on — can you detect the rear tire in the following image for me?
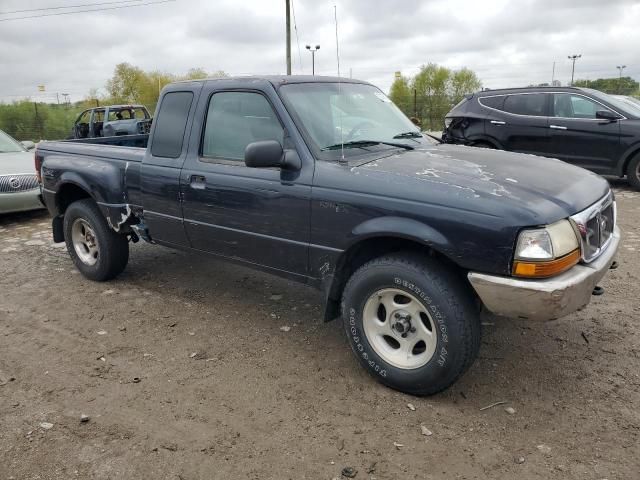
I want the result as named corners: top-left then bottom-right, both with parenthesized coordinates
top-left (63, 199), bottom-right (129, 281)
top-left (626, 154), bottom-right (640, 190)
top-left (341, 252), bottom-right (480, 396)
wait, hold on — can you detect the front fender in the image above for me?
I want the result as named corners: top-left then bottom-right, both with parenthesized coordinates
top-left (350, 216), bottom-right (453, 256)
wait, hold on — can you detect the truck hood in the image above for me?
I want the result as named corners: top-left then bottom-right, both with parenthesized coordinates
top-left (0, 151), bottom-right (34, 175)
top-left (354, 143), bottom-right (610, 225)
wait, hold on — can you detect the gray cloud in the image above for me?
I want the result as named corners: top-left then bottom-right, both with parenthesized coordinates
top-left (0, 0), bottom-right (637, 103)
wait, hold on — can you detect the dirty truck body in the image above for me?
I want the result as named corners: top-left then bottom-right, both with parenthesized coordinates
top-left (37, 76), bottom-right (620, 395)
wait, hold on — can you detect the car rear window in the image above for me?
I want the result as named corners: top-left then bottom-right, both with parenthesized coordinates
top-left (503, 94), bottom-right (548, 116)
top-left (478, 95), bottom-right (505, 110)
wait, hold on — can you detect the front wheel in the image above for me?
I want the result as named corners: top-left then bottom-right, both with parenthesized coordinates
top-left (341, 253), bottom-right (480, 396)
top-left (64, 199), bottom-right (129, 281)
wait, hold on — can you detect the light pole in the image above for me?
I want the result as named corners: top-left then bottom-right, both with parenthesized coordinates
top-left (306, 45), bottom-right (320, 75)
top-left (616, 65), bottom-right (627, 93)
top-left (568, 54), bottom-right (581, 86)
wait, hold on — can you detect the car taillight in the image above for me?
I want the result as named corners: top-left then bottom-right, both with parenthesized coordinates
top-left (35, 151), bottom-right (43, 183)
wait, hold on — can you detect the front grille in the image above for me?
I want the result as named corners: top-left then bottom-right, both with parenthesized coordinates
top-left (0, 174), bottom-right (39, 193)
top-left (571, 191), bottom-right (616, 263)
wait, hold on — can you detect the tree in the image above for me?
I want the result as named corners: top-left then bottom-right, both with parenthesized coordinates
top-left (389, 75), bottom-right (412, 117)
top-left (105, 63), bottom-right (151, 104)
top-left (450, 68), bottom-right (482, 104)
top-left (573, 76), bottom-right (639, 96)
top-left (389, 64), bottom-right (482, 131)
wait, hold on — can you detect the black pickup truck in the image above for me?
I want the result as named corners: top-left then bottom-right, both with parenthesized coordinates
top-left (37, 76), bottom-right (620, 396)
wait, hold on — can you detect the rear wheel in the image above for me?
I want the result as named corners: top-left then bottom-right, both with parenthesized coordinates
top-left (626, 154), bottom-right (640, 190)
top-left (341, 253), bottom-right (481, 396)
top-left (64, 199), bottom-right (129, 281)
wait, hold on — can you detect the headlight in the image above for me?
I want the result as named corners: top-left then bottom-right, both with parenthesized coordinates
top-left (513, 220), bottom-right (580, 278)
top-left (444, 118), bottom-right (452, 129)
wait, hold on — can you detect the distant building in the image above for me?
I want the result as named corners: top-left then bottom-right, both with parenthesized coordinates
top-left (552, 80), bottom-right (561, 87)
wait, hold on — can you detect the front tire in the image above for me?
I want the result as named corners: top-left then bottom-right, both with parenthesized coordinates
top-left (63, 199), bottom-right (129, 281)
top-left (341, 253), bottom-right (480, 396)
top-left (626, 154), bottom-right (640, 190)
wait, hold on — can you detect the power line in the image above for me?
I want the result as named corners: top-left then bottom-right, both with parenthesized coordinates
top-left (0, 0), bottom-right (142, 15)
top-left (0, 0), bottom-right (175, 22)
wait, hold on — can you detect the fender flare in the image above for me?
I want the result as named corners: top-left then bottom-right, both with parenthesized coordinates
top-left (322, 216), bottom-right (455, 321)
top-left (348, 216), bottom-right (453, 254)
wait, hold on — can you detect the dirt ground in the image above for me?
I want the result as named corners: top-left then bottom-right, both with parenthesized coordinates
top-left (1, 181), bottom-right (639, 480)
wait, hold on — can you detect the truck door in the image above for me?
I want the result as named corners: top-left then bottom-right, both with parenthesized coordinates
top-left (141, 88), bottom-right (200, 247)
top-left (180, 85), bottom-right (312, 280)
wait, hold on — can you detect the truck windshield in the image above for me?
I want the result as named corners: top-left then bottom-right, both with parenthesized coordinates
top-left (0, 129), bottom-right (25, 153)
top-left (279, 82), bottom-right (421, 159)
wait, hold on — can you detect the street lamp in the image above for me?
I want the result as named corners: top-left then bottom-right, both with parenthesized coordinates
top-left (617, 65), bottom-right (627, 93)
top-left (305, 44), bottom-right (320, 75)
top-left (568, 54), bottom-right (581, 86)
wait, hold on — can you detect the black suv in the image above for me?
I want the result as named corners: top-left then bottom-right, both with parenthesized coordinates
top-left (442, 86), bottom-right (640, 189)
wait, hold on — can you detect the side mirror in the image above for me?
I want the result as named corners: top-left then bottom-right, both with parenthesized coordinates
top-left (21, 140), bottom-right (36, 150)
top-left (245, 140), bottom-right (300, 170)
top-left (595, 110), bottom-right (621, 121)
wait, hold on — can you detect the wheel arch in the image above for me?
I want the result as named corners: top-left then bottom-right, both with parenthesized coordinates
top-left (617, 144), bottom-right (640, 177)
top-left (322, 217), bottom-right (467, 322)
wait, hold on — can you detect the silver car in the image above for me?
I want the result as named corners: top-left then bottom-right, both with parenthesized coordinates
top-left (0, 129), bottom-right (44, 214)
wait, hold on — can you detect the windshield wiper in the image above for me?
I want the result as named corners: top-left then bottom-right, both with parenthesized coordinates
top-left (322, 140), bottom-right (414, 151)
top-left (392, 131), bottom-right (422, 139)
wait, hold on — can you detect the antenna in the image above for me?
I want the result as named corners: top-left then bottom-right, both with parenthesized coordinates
top-left (334, 4), bottom-right (344, 161)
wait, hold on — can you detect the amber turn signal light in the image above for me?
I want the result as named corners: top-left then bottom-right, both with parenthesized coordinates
top-left (513, 249), bottom-right (581, 278)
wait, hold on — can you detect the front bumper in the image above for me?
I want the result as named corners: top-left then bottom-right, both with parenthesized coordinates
top-left (0, 189), bottom-right (46, 214)
top-left (468, 226), bottom-right (621, 321)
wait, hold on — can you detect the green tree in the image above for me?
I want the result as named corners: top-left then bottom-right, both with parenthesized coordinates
top-left (389, 75), bottom-right (412, 116)
top-left (450, 68), bottom-right (482, 104)
top-left (105, 63), bottom-right (151, 104)
top-left (573, 76), bottom-right (639, 95)
top-left (388, 64), bottom-right (482, 131)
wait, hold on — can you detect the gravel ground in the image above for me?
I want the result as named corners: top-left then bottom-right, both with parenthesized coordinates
top-left (1, 181), bottom-right (639, 480)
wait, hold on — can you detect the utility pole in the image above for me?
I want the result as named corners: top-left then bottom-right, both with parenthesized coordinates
top-left (285, 0), bottom-right (291, 75)
top-left (616, 65), bottom-right (627, 93)
top-left (568, 54), bottom-right (581, 86)
top-left (305, 45), bottom-right (320, 75)
top-left (551, 61), bottom-right (555, 85)
top-left (56, 93), bottom-right (60, 105)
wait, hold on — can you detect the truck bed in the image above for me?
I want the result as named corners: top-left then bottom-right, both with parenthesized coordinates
top-left (38, 136), bottom-right (146, 224)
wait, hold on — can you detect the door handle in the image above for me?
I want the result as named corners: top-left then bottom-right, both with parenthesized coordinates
top-left (549, 125), bottom-right (567, 130)
top-left (190, 175), bottom-right (206, 190)
top-left (490, 120), bottom-right (506, 125)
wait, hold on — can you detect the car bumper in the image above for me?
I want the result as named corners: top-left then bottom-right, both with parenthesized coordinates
top-left (0, 189), bottom-right (45, 214)
top-left (468, 226), bottom-right (621, 321)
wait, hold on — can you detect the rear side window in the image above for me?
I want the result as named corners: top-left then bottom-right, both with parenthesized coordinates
top-left (151, 91), bottom-right (194, 158)
top-left (503, 94), bottom-right (548, 116)
top-left (478, 95), bottom-right (505, 110)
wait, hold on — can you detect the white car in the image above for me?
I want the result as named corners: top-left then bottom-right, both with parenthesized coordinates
top-left (0, 129), bottom-right (44, 214)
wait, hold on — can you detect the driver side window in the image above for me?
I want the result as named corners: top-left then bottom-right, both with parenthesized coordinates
top-left (553, 94), bottom-right (609, 119)
top-left (201, 92), bottom-right (284, 162)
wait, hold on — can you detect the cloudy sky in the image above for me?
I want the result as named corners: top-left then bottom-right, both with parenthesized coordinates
top-left (0, 0), bottom-right (638, 103)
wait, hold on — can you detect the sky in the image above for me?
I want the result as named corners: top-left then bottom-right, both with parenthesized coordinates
top-left (0, 0), bottom-right (638, 103)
